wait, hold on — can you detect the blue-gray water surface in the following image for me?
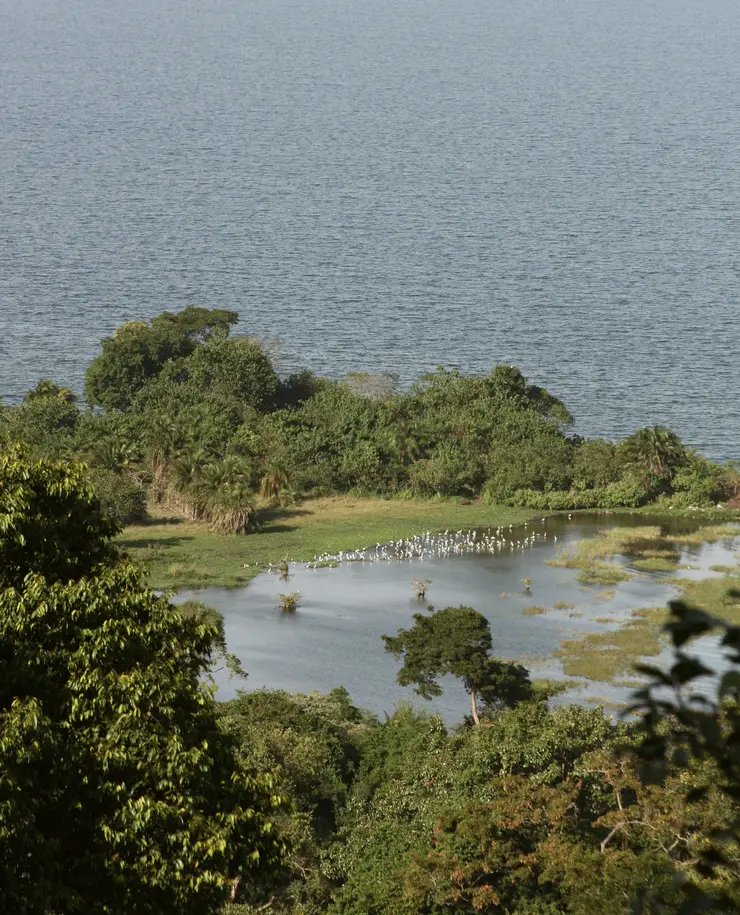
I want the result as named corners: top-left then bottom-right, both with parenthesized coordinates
top-left (1, 0), bottom-right (739, 459)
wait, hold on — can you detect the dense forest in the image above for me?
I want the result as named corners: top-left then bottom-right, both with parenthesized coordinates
top-left (0, 307), bottom-right (737, 532)
top-left (1, 446), bottom-right (739, 913)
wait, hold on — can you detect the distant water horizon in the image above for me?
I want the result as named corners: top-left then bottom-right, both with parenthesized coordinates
top-left (1, 0), bottom-right (738, 460)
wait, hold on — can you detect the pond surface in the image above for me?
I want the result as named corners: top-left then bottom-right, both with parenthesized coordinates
top-left (179, 515), bottom-right (739, 722)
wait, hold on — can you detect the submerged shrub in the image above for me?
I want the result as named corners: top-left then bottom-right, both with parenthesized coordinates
top-left (279, 592), bottom-right (300, 613)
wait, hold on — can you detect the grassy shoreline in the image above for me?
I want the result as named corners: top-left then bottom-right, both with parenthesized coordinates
top-left (118, 496), bottom-right (535, 590)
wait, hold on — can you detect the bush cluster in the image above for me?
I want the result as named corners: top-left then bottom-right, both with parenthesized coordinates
top-left (1, 307), bottom-right (736, 527)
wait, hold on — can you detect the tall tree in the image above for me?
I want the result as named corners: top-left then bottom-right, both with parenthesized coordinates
top-left (382, 606), bottom-right (532, 725)
top-left (85, 307), bottom-right (238, 411)
top-left (0, 443), bottom-right (117, 589)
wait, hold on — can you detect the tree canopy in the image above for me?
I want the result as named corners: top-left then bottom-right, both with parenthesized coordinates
top-left (4, 306), bottom-right (737, 542)
top-left (382, 605), bottom-right (532, 725)
top-left (0, 448), bottom-right (283, 913)
top-left (85, 307), bottom-right (239, 410)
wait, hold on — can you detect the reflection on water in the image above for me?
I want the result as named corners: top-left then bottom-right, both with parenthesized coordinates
top-left (179, 515), bottom-right (739, 722)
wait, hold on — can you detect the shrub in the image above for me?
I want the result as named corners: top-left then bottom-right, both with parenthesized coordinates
top-left (88, 467), bottom-right (146, 526)
top-left (279, 592), bottom-right (300, 613)
top-left (670, 458), bottom-right (727, 506)
top-left (506, 488), bottom-right (600, 510)
top-left (596, 475), bottom-right (647, 509)
top-left (410, 578), bottom-right (431, 599)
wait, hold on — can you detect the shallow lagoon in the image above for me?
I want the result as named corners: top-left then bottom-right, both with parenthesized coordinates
top-left (180, 515), bottom-right (739, 721)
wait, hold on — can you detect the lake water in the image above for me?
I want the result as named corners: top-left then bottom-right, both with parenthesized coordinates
top-left (1, 0), bottom-right (739, 460)
top-left (178, 516), bottom-right (740, 721)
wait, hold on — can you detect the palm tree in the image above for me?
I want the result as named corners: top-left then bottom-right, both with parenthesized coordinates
top-left (259, 463), bottom-right (292, 504)
top-left (90, 439), bottom-right (141, 472)
top-left (143, 418), bottom-right (193, 501)
top-left (621, 426), bottom-right (687, 477)
top-left (170, 447), bottom-right (208, 490)
top-left (208, 482), bottom-right (255, 534)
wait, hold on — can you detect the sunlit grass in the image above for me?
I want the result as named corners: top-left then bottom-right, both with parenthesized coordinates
top-left (118, 496), bottom-right (533, 589)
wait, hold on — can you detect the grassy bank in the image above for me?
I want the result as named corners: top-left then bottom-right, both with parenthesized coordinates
top-left (118, 496), bottom-right (533, 589)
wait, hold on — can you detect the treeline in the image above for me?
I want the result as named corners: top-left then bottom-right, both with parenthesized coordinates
top-left (2, 448), bottom-right (739, 914)
top-left (1, 306), bottom-right (737, 530)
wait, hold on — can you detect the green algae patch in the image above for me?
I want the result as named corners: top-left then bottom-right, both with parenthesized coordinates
top-left (680, 575), bottom-right (740, 624)
top-left (576, 563), bottom-right (631, 585)
top-left (555, 607), bottom-right (668, 682)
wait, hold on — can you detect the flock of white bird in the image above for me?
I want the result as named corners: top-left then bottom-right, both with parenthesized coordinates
top-left (297, 516), bottom-right (563, 569)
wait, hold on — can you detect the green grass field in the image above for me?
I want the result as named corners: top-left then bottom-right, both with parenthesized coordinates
top-left (118, 496), bottom-right (533, 589)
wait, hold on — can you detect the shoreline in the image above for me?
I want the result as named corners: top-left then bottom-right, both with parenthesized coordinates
top-left (118, 495), bottom-right (739, 592)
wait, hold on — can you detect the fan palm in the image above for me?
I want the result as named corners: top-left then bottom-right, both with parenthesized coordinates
top-left (621, 426), bottom-right (687, 477)
top-left (259, 463), bottom-right (292, 502)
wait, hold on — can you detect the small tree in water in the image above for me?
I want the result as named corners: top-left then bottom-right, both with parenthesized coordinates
top-left (279, 592), bottom-right (300, 613)
top-left (410, 577), bottom-right (432, 599)
top-left (382, 606), bottom-right (532, 725)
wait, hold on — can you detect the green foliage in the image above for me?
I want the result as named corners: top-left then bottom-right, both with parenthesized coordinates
top-left (24, 378), bottom-right (77, 403)
top-left (618, 425), bottom-right (688, 483)
top-left (85, 307), bottom-right (238, 410)
top-left (219, 689), bottom-right (372, 911)
top-left (510, 474), bottom-right (648, 510)
top-left (629, 597), bottom-right (740, 912)
top-left (382, 606), bottom-right (533, 723)
top-left (571, 437), bottom-right (622, 489)
top-left (409, 442), bottom-right (480, 496)
top-left (7, 308), bottom-right (731, 534)
top-left (162, 334), bottom-right (279, 412)
top-left (0, 444), bottom-right (118, 588)
top-left (87, 466), bottom-right (147, 525)
top-left (0, 449), bottom-right (283, 913)
top-left (0, 394), bottom-right (80, 454)
top-left (0, 565), bottom-right (283, 914)
top-left (325, 700), bottom-right (707, 915)
top-left (665, 454), bottom-right (732, 508)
